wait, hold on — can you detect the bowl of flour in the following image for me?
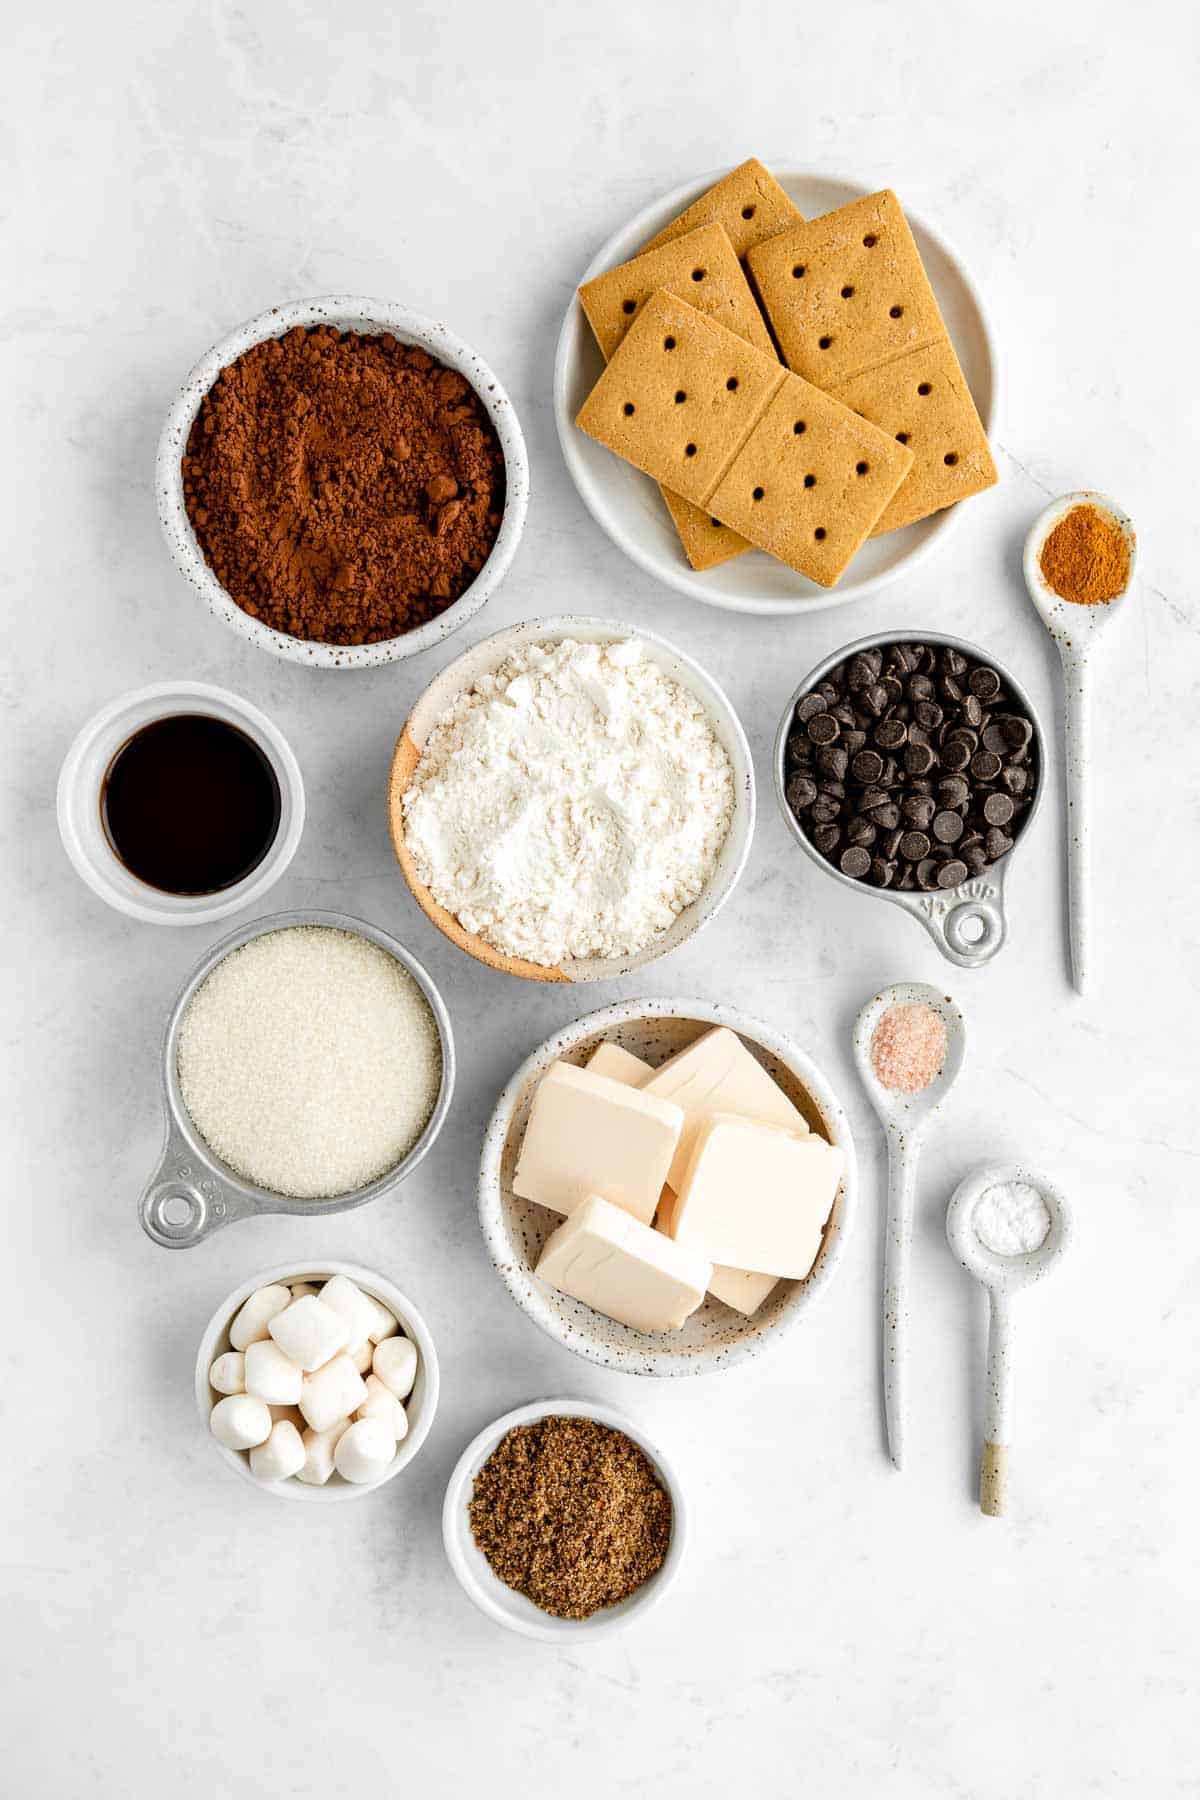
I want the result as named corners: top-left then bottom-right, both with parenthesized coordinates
top-left (387, 617), bottom-right (755, 982)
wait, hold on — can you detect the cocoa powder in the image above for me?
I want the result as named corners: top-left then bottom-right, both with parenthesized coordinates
top-left (182, 325), bottom-right (506, 644)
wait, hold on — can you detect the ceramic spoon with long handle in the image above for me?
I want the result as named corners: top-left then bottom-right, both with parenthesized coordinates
top-left (1022, 492), bottom-right (1137, 995)
top-left (853, 982), bottom-right (966, 1469)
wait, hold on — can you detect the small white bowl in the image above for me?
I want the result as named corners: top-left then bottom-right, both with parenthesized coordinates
top-left (387, 615), bottom-right (755, 982)
top-left (554, 168), bottom-right (998, 616)
top-left (157, 296), bottom-right (529, 669)
top-left (442, 1398), bottom-right (687, 1640)
top-left (195, 1261), bottom-right (439, 1501)
top-left (479, 999), bottom-right (856, 1374)
top-left (57, 681), bottom-right (305, 926)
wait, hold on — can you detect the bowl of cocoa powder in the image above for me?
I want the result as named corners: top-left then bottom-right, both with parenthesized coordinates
top-left (157, 297), bottom-right (529, 668)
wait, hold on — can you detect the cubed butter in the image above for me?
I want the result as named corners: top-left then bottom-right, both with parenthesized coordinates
top-left (536, 1194), bottom-right (711, 1333)
top-left (656, 1185), bottom-right (778, 1315)
top-left (672, 1112), bottom-right (842, 1279)
top-left (586, 1042), bottom-right (653, 1087)
top-left (513, 1061), bottom-right (683, 1225)
top-left (641, 1026), bottom-right (811, 1191)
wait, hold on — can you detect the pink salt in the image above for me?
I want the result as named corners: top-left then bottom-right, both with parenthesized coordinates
top-left (869, 1002), bottom-right (947, 1094)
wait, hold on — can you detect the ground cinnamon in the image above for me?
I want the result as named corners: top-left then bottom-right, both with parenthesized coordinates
top-left (1038, 502), bottom-right (1130, 606)
top-left (183, 326), bottom-right (505, 644)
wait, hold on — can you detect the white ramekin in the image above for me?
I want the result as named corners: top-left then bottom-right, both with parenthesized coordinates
top-left (195, 1262), bottom-right (439, 1502)
top-left (56, 681), bottom-right (305, 926)
top-left (442, 1398), bottom-right (687, 1640)
top-left (156, 296), bottom-right (530, 669)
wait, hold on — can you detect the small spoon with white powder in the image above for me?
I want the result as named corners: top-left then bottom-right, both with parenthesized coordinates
top-left (945, 1163), bottom-right (1073, 1517)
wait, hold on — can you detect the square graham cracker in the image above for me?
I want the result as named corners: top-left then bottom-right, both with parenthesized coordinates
top-left (707, 377), bottom-right (913, 586)
top-left (661, 488), bottom-right (748, 571)
top-left (747, 190), bottom-right (943, 386)
top-left (576, 292), bottom-right (912, 586)
top-left (831, 338), bottom-right (997, 534)
top-left (643, 158), bottom-right (804, 262)
top-left (579, 222), bottom-right (774, 360)
top-left (576, 290), bottom-right (785, 511)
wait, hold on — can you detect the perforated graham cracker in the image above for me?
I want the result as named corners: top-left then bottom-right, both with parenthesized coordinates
top-left (576, 291), bottom-right (913, 586)
top-left (831, 338), bottom-right (997, 534)
top-left (579, 222), bottom-right (774, 360)
top-left (643, 158), bottom-right (804, 262)
top-left (747, 190), bottom-right (943, 385)
top-left (708, 377), bottom-right (913, 586)
top-left (661, 488), bottom-right (748, 570)
top-left (576, 291), bottom-right (785, 510)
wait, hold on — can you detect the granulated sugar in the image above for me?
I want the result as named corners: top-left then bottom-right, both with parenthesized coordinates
top-left (177, 926), bottom-right (441, 1198)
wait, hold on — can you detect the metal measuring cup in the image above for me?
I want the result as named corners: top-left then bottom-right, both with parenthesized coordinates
top-left (773, 631), bottom-right (1048, 969)
top-left (138, 909), bottom-right (456, 1249)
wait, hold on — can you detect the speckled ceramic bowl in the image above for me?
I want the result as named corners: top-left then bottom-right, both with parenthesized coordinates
top-left (388, 617), bottom-right (755, 983)
top-left (478, 999), bottom-right (856, 1375)
top-left (156, 296), bottom-right (529, 669)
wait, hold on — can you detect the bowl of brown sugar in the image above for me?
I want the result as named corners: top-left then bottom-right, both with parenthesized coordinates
top-left (157, 297), bottom-right (529, 668)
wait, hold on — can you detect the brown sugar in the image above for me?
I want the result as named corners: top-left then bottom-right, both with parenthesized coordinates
top-left (182, 326), bottom-right (506, 645)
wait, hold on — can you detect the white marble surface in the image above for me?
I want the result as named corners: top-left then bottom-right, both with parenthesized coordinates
top-left (4, 3), bottom-right (1197, 1793)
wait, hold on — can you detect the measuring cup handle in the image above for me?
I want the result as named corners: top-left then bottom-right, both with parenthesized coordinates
top-left (980, 1290), bottom-right (1014, 1517)
top-left (906, 871), bottom-right (1008, 968)
top-left (138, 1119), bottom-right (257, 1249)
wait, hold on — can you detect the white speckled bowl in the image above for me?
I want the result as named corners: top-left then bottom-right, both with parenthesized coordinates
top-left (442, 1398), bottom-right (687, 1640)
top-left (388, 617), bottom-right (755, 983)
top-left (157, 296), bottom-right (529, 669)
top-left (479, 999), bottom-right (856, 1374)
top-left (195, 1261), bottom-right (439, 1502)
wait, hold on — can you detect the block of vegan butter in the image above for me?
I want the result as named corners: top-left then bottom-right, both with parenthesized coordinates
top-left (512, 1061), bottom-right (683, 1225)
top-left (642, 1026), bottom-right (810, 1191)
top-left (586, 1042), bottom-right (652, 1088)
top-left (672, 1113), bottom-right (842, 1278)
top-left (655, 1184), bottom-right (778, 1316)
top-left (536, 1194), bottom-right (711, 1333)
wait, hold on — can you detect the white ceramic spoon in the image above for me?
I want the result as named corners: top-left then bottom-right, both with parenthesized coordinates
top-left (945, 1164), bottom-right (1073, 1516)
top-left (853, 981), bottom-right (966, 1470)
top-left (1022, 492), bottom-right (1137, 994)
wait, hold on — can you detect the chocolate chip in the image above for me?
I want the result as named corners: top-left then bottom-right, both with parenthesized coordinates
top-left (981, 721), bottom-right (1008, 755)
top-left (963, 844), bottom-right (988, 874)
top-left (971, 749), bottom-right (1002, 782)
top-left (907, 673), bottom-right (934, 703)
top-left (913, 700), bottom-right (943, 731)
top-left (904, 742), bottom-right (936, 776)
top-left (961, 694), bottom-right (984, 728)
top-left (846, 816), bottom-right (876, 847)
top-left (1001, 766), bottom-right (1028, 796)
top-left (916, 857), bottom-right (941, 889)
top-left (863, 683), bottom-right (890, 717)
top-left (811, 793), bottom-right (841, 824)
top-left (866, 801), bottom-right (900, 829)
top-left (932, 809), bottom-right (964, 844)
top-left (870, 857), bottom-right (897, 887)
top-left (902, 793), bottom-right (936, 828)
top-left (937, 859), bottom-right (968, 888)
top-left (842, 729), bottom-right (867, 754)
top-left (796, 693), bottom-right (826, 723)
top-left (982, 792), bottom-right (1015, 827)
top-left (816, 745), bottom-right (848, 780)
top-left (813, 823), bottom-right (841, 856)
top-left (899, 830), bottom-right (930, 860)
top-left (940, 739), bottom-right (972, 773)
top-left (1001, 715), bottom-right (1033, 750)
top-left (969, 667), bottom-right (1001, 700)
top-left (985, 827), bottom-right (1013, 859)
top-left (883, 828), bottom-right (904, 858)
top-left (840, 846), bottom-right (872, 878)
top-left (847, 655), bottom-right (875, 690)
top-left (875, 718), bottom-right (907, 749)
top-left (851, 749), bottom-right (885, 783)
top-left (943, 649), bottom-right (969, 677)
top-left (786, 775), bottom-right (818, 811)
top-left (786, 732), bottom-right (811, 765)
top-left (938, 776), bottom-right (970, 809)
top-left (808, 712), bottom-right (840, 745)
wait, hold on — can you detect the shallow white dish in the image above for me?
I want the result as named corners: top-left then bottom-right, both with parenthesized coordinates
top-left (195, 1261), bottom-right (439, 1501)
top-left (442, 1397), bottom-right (687, 1640)
top-left (479, 998), bottom-right (856, 1374)
top-left (57, 681), bottom-right (305, 926)
top-left (554, 169), bottom-right (998, 615)
top-left (157, 295), bottom-right (529, 668)
top-left (387, 616), bottom-right (755, 982)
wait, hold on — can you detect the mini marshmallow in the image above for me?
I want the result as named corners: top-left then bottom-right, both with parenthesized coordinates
top-left (208, 1351), bottom-right (245, 1396)
top-left (334, 1418), bottom-right (396, 1485)
top-left (244, 1339), bottom-right (303, 1406)
top-left (349, 1340), bottom-right (373, 1374)
top-left (295, 1420), bottom-right (353, 1486)
top-left (228, 1284), bottom-right (292, 1352)
top-left (362, 1292), bottom-right (400, 1344)
top-left (319, 1276), bottom-right (380, 1348)
top-left (299, 1354), bottom-right (368, 1434)
top-left (372, 1335), bottom-right (417, 1400)
top-left (267, 1295), bottom-right (350, 1373)
top-left (249, 1419), bottom-right (306, 1483)
top-left (209, 1393), bottom-right (272, 1451)
top-left (290, 1282), bottom-right (319, 1300)
top-left (356, 1374), bottom-right (409, 1442)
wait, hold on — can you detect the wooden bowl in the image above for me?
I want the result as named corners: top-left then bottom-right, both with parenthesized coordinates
top-left (387, 616), bottom-right (755, 982)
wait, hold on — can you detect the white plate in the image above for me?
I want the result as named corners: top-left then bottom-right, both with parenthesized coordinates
top-left (554, 170), bottom-right (998, 616)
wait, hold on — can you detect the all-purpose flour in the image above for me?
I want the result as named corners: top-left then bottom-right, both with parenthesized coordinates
top-left (402, 639), bottom-right (736, 966)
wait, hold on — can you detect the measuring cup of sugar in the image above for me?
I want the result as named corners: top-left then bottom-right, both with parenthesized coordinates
top-left (945, 1163), bottom-right (1073, 1517)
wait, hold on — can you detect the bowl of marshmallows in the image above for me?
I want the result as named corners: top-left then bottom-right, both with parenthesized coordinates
top-left (196, 1262), bottom-right (438, 1500)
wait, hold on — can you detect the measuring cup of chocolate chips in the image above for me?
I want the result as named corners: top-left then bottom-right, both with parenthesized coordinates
top-left (773, 633), bottom-right (1047, 969)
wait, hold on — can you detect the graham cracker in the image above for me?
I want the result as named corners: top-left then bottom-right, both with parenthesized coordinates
top-left (831, 337), bottom-right (997, 534)
top-left (643, 158), bottom-right (804, 262)
top-left (579, 222), bottom-right (774, 360)
top-left (746, 190), bottom-right (943, 386)
top-left (707, 376), bottom-right (913, 586)
top-left (576, 291), bottom-right (913, 587)
top-left (661, 488), bottom-right (748, 570)
top-left (576, 290), bottom-right (786, 510)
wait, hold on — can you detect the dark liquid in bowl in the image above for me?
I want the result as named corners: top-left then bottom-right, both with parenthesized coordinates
top-left (101, 714), bottom-right (281, 895)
